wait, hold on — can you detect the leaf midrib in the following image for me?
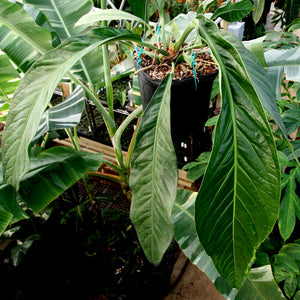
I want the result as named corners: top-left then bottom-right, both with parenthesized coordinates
top-left (4, 41), bottom-right (97, 186)
top-left (151, 78), bottom-right (170, 259)
top-left (197, 17), bottom-right (239, 279)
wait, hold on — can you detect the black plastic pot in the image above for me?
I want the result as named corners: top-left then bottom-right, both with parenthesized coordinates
top-left (137, 69), bottom-right (218, 141)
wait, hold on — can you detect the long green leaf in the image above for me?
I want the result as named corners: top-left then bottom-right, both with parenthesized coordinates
top-left (195, 15), bottom-right (280, 288)
top-left (0, 0), bottom-right (53, 72)
top-left (172, 190), bottom-right (285, 299)
top-left (23, 0), bottom-right (93, 41)
top-left (211, 0), bottom-right (254, 22)
top-left (127, 0), bottom-right (150, 21)
top-left (224, 32), bottom-right (287, 140)
top-left (243, 36), bottom-right (267, 67)
top-left (19, 146), bottom-right (102, 212)
top-left (235, 265), bottom-right (286, 299)
top-left (33, 86), bottom-right (85, 143)
top-left (265, 47), bottom-right (300, 82)
top-left (75, 8), bottom-right (146, 27)
top-left (2, 27), bottom-right (143, 189)
top-left (252, 0), bottom-right (265, 24)
top-left (0, 51), bottom-right (20, 102)
top-left (285, 0), bottom-right (300, 26)
top-left (129, 74), bottom-right (178, 264)
top-left (278, 174), bottom-right (298, 240)
top-left (0, 184), bottom-right (29, 235)
top-left (23, 0), bottom-right (101, 89)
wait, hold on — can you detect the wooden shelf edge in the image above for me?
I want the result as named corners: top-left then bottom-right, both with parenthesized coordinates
top-left (53, 137), bottom-right (197, 191)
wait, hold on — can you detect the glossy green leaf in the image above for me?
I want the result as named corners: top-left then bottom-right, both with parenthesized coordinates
top-left (23, 0), bottom-right (93, 41)
top-left (165, 12), bottom-right (197, 44)
top-left (11, 234), bottom-right (36, 267)
top-left (267, 66), bottom-right (284, 100)
top-left (19, 146), bottom-right (102, 212)
top-left (223, 32), bottom-right (287, 140)
top-left (33, 86), bottom-right (85, 143)
top-left (235, 265), bottom-right (286, 299)
top-left (199, 0), bottom-right (219, 14)
top-left (0, 0), bottom-right (53, 72)
top-left (252, 0), bottom-right (265, 24)
top-left (2, 27), bottom-right (142, 189)
top-left (0, 51), bottom-right (20, 102)
top-left (14, 0), bottom-right (59, 46)
top-left (172, 189), bottom-right (239, 299)
top-left (75, 8), bottom-right (146, 27)
top-left (280, 243), bottom-right (300, 261)
top-left (127, 0), bottom-right (150, 21)
top-left (182, 152), bottom-right (210, 181)
top-left (243, 36), bottom-right (267, 67)
top-left (284, 274), bottom-right (298, 298)
top-left (23, 0), bottom-right (102, 89)
top-left (129, 74), bottom-right (178, 264)
top-left (212, 0), bottom-right (254, 22)
top-left (282, 107), bottom-right (300, 135)
top-left (265, 47), bottom-right (300, 82)
top-left (275, 252), bottom-right (299, 274)
top-left (195, 16), bottom-right (280, 288)
top-left (0, 184), bottom-right (28, 235)
top-left (172, 189), bottom-right (285, 300)
top-left (279, 173), bottom-right (298, 240)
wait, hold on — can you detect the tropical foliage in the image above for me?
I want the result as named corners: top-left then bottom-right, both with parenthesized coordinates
top-left (0, 0), bottom-right (299, 298)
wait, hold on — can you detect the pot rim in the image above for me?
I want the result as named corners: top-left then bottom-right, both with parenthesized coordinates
top-left (136, 64), bottom-right (218, 85)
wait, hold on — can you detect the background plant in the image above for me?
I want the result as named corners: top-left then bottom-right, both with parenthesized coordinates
top-left (0, 0), bottom-right (297, 295)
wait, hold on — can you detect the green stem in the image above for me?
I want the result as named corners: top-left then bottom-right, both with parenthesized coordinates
top-left (102, 158), bottom-right (128, 177)
top-left (40, 132), bottom-right (50, 149)
top-left (112, 105), bottom-right (143, 169)
top-left (88, 171), bottom-right (122, 185)
top-left (102, 44), bottom-right (114, 119)
top-left (288, 142), bottom-right (300, 167)
top-left (174, 20), bottom-right (198, 52)
top-left (65, 128), bottom-right (79, 151)
top-left (67, 72), bottom-right (116, 138)
top-left (159, 8), bottom-right (167, 49)
top-left (125, 116), bottom-right (141, 169)
top-left (73, 127), bottom-right (80, 151)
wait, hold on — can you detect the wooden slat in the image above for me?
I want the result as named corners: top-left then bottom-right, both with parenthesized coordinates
top-left (54, 137), bottom-right (196, 191)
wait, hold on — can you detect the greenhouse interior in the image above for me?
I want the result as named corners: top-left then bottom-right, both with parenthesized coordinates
top-left (0, 0), bottom-right (300, 299)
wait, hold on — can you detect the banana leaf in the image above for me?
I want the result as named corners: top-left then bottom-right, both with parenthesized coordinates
top-left (75, 8), bottom-right (146, 28)
top-left (0, 51), bottom-right (20, 102)
top-left (0, 184), bottom-right (29, 235)
top-left (265, 47), bottom-right (300, 82)
top-left (2, 27), bottom-right (143, 190)
top-left (235, 265), bottom-right (286, 299)
top-left (23, 0), bottom-right (101, 90)
top-left (211, 0), bottom-right (254, 22)
top-left (0, 0), bottom-right (53, 72)
top-left (19, 146), bottom-right (102, 212)
top-left (33, 86), bottom-right (85, 143)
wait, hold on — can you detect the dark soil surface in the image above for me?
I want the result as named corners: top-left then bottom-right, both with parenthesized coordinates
top-left (0, 179), bottom-right (179, 300)
top-left (136, 49), bottom-right (218, 80)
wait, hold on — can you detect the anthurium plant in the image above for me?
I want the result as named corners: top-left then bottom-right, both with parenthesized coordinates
top-left (0, 0), bottom-right (298, 294)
